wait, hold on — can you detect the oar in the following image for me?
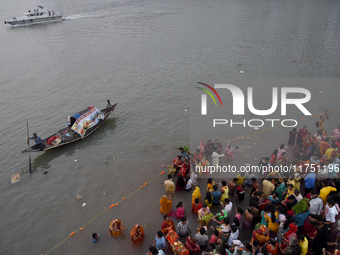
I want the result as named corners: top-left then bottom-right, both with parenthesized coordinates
top-left (113, 103), bottom-right (122, 112)
top-left (26, 121), bottom-right (32, 177)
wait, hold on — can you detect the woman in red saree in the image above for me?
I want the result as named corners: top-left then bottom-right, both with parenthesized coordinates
top-left (130, 224), bottom-right (144, 243)
top-left (191, 198), bottom-right (202, 215)
top-left (185, 236), bottom-right (201, 254)
top-left (178, 165), bottom-right (187, 179)
top-left (320, 139), bottom-right (330, 157)
top-left (165, 228), bottom-right (179, 245)
top-left (281, 223), bottom-right (298, 249)
top-left (322, 130), bottom-right (328, 141)
top-left (178, 157), bottom-right (190, 179)
top-left (166, 231), bottom-right (189, 255)
top-left (266, 238), bottom-right (278, 255)
top-left (270, 149), bottom-right (278, 165)
top-left (303, 216), bottom-right (322, 240)
top-left (225, 144), bottom-right (235, 159)
top-left (161, 215), bottom-right (175, 235)
top-left (302, 133), bottom-right (313, 151)
top-left (172, 155), bottom-right (183, 172)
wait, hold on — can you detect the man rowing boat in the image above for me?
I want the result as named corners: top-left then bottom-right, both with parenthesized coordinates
top-left (27, 133), bottom-right (46, 150)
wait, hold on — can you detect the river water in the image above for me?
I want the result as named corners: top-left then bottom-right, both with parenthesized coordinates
top-left (1, 0), bottom-right (340, 254)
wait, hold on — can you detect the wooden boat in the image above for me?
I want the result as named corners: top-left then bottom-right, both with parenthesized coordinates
top-left (22, 103), bottom-right (118, 153)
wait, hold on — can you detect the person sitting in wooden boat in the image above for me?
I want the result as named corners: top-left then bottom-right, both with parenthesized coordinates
top-left (106, 100), bottom-right (113, 113)
top-left (27, 133), bottom-right (46, 150)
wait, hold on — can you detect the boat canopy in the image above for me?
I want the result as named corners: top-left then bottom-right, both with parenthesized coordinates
top-left (71, 108), bottom-right (104, 137)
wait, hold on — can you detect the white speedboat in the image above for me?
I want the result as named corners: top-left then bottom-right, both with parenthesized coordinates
top-left (4, 5), bottom-right (62, 26)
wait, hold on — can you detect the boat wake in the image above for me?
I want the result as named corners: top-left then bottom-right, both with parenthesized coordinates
top-left (64, 13), bottom-right (105, 20)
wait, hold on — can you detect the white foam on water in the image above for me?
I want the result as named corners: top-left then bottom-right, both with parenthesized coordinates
top-left (64, 13), bottom-right (105, 20)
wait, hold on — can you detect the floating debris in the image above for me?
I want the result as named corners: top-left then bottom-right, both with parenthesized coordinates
top-left (240, 71), bottom-right (244, 74)
top-left (75, 195), bottom-right (82, 200)
top-left (11, 174), bottom-right (20, 184)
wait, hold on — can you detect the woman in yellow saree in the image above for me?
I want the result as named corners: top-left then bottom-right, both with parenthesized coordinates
top-left (160, 194), bottom-right (172, 214)
top-left (206, 178), bottom-right (215, 192)
top-left (251, 224), bottom-right (269, 246)
top-left (204, 192), bottom-right (214, 208)
top-left (109, 219), bottom-right (125, 237)
top-left (192, 186), bottom-right (201, 202)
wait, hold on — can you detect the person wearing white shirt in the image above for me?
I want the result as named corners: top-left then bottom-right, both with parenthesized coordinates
top-left (325, 198), bottom-right (338, 223)
top-left (309, 189), bottom-right (323, 216)
top-left (148, 246), bottom-right (166, 255)
top-left (333, 156), bottom-right (340, 165)
top-left (223, 198), bottom-right (233, 215)
top-left (314, 133), bottom-right (321, 147)
top-left (195, 227), bottom-right (209, 246)
top-left (185, 178), bottom-right (193, 191)
top-left (294, 189), bottom-right (303, 202)
top-left (317, 164), bottom-right (328, 179)
top-left (309, 154), bottom-right (320, 165)
top-left (211, 149), bottom-right (224, 167)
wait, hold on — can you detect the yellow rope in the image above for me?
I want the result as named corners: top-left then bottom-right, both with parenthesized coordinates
top-left (44, 236), bottom-right (71, 255)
